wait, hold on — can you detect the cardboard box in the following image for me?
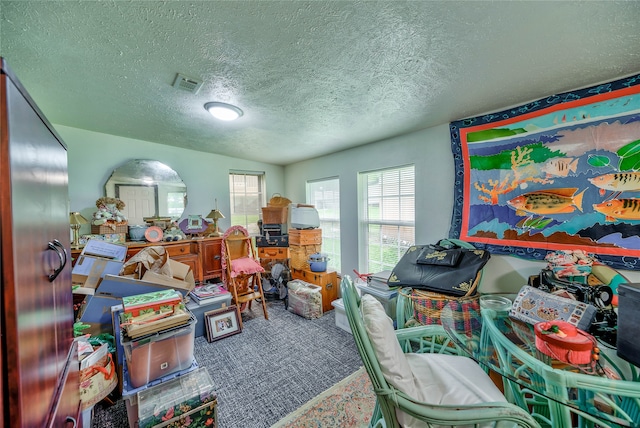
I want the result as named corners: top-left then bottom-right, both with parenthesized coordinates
top-left (71, 240), bottom-right (127, 291)
top-left (141, 259), bottom-right (196, 294)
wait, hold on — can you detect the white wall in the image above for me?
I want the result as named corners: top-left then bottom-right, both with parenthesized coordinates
top-left (60, 123), bottom-right (640, 292)
top-left (284, 124), bottom-right (640, 293)
top-left (58, 125), bottom-right (285, 237)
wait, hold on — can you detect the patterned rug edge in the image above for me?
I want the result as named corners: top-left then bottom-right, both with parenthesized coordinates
top-left (270, 366), bottom-right (375, 428)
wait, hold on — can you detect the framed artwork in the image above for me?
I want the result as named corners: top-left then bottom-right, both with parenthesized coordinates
top-left (449, 73), bottom-right (640, 270)
top-left (187, 215), bottom-right (203, 230)
top-left (204, 306), bottom-right (241, 342)
top-left (178, 216), bottom-right (209, 235)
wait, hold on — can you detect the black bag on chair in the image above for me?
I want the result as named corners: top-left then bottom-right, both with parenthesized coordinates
top-left (387, 240), bottom-right (490, 296)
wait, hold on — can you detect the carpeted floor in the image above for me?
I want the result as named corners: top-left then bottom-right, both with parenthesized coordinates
top-left (271, 367), bottom-right (375, 428)
top-left (91, 297), bottom-right (365, 427)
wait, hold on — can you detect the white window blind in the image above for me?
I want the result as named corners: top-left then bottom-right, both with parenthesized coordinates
top-left (359, 165), bottom-right (415, 273)
top-left (307, 177), bottom-right (341, 273)
top-left (229, 171), bottom-right (265, 236)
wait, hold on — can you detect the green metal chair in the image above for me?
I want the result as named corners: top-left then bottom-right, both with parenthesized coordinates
top-left (341, 275), bottom-right (541, 427)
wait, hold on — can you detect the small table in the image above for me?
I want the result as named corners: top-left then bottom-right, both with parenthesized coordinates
top-left (440, 299), bottom-right (640, 428)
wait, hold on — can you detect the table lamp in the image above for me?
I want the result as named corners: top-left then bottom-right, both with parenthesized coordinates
top-left (205, 200), bottom-right (225, 237)
top-left (69, 212), bottom-right (88, 249)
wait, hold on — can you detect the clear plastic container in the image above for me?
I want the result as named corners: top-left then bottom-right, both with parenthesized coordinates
top-left (121, 314), bottom-right (196, 388)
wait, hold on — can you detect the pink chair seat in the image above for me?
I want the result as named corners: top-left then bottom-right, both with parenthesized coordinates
top-left (230, 257), bottom-right (264, 278)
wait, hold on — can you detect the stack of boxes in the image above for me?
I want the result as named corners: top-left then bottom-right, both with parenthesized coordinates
top-left (256, 205), bottom-right (290, 275)
top-left (289, 228), bottom-right (338, 313)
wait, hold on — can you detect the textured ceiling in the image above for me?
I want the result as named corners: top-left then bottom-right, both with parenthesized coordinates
top-left (1, 1), bottom-right (640, 165)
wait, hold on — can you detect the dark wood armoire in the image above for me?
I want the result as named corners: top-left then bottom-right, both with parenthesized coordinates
top-left (1, 58), bottom-right (80, 426)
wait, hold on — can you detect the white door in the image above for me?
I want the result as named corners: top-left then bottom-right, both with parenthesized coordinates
top-left (117, 185), bottom-right (157, 224)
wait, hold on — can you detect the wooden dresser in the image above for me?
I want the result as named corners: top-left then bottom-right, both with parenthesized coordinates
top-left (72, 237), bottom-right (224, 284)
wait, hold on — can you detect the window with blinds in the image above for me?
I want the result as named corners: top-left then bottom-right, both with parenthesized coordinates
top-left (229, 171), bottom-right (266, 236)
top-left (306, 177), bottom-right (341, 273)
top-left (359, 165), bottom-right (415, 273)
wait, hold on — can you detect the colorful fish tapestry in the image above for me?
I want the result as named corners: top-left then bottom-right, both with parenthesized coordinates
top-left (449, 73), bottom-right (640, 270)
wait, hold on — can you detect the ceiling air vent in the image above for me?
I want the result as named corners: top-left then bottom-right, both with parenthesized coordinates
top-left (173, 73), bottom-right (203, 94)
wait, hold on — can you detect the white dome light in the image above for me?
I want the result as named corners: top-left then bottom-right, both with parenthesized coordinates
top-left (204, 102), bottom-right (243, 121)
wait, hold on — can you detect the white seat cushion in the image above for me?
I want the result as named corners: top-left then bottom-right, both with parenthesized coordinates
top-left (361, 294), bottom-right (510, 428)
top-left (407, 353), bottom-right (506, 404)
top-left (361, 294), bottom-right (421, 398)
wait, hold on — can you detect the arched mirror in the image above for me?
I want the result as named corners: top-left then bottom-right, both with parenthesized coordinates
top-left (104, 159), bottom-right (187, 225)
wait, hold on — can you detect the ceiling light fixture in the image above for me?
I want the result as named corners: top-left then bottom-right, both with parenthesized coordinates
top-left (204, 102), bottom-right (243, 121)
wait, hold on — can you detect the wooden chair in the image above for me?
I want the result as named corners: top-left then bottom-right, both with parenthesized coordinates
top-left (222, 226), bottom-right (268, 329)
top-left (341, 275), bottom-right (540, 428)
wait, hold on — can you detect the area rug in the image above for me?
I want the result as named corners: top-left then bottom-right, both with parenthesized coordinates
top-left (270, 367), bottom-right (376, 428)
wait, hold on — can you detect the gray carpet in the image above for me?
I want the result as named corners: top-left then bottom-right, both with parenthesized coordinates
top-left (91, 298), bottom-right (363, 427)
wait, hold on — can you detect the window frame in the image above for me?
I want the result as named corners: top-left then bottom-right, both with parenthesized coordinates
top-left (306, 176), bottom-right (341, 273)
top-left (228, 170), bottom-right (266, 236)
top-left (358, 164), bottom-right (415, 273)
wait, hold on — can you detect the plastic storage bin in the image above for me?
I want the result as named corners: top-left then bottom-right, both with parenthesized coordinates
top-left (356, 283), bottom-right (398, 321)
top-left (186, 293), bottom-right (233, 338)
top-left (137, 367), bottom-right (217, 428)
top-left (122, 358), bottom-right (198, 428)
top-left (121, 314), bottom-right (197, 388)
top-left (331, 299), bottom-right (351, 334)
top-left (287, 280), bottom-right (323, 319)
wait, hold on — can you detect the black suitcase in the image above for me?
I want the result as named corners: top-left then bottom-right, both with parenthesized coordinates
top-left (255, 235), bottom-right (289, 247)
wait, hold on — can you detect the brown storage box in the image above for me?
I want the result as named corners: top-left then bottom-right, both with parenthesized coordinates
top-left (291, 268), bottom-right (338, 313)
top-left (262, 206), bottom-right (288, 224)
top-left (289, 228), bottom-right (322, 246)
top-left (91, 223), bottom-right (128, 235)
top-left (290, 244), bottom-right (321, 271)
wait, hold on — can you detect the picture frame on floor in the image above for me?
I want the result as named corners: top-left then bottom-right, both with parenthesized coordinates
top-left (205, 305), bottom-right (241, 342)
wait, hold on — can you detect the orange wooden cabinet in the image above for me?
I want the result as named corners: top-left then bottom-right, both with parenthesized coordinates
top-left (290, 268), bottom-right (338, 313)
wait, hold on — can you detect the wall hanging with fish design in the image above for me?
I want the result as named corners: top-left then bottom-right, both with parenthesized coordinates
top-left (449, 73), bottom-right (640, 270)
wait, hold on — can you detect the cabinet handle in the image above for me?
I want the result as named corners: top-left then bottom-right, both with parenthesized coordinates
top-left (214, 255), bottom-right (221, 260)
top-left (326, 282), bottom-right (333, 289)
top-left (65, 416), bottom-right (77, 427)
top-left (47, 239), bottom-right (68, 282)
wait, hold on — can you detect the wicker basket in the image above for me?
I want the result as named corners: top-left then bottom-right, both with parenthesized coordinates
top-left (401, 288), bottom-right (480, 334)
top-left (262, 206), bottom-right (288, 224)
top-left (91, 222), bottom-right (128, 235)
top-left (290, 244), bottom-right (322, 270)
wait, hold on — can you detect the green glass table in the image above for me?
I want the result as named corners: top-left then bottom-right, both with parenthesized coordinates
top-left (437, 298), bottom-right (640, 428)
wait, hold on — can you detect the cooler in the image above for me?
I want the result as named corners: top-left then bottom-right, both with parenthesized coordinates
top-left (356, 283), bottom-right (398, 320)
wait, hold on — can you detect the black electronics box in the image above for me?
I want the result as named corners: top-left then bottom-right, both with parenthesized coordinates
top-left (616, 282), bottom-right (640, 367)
top-left (262, 223), bottom-right (288, 236)
top-left (255, 235), bottom-right (289, 247)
